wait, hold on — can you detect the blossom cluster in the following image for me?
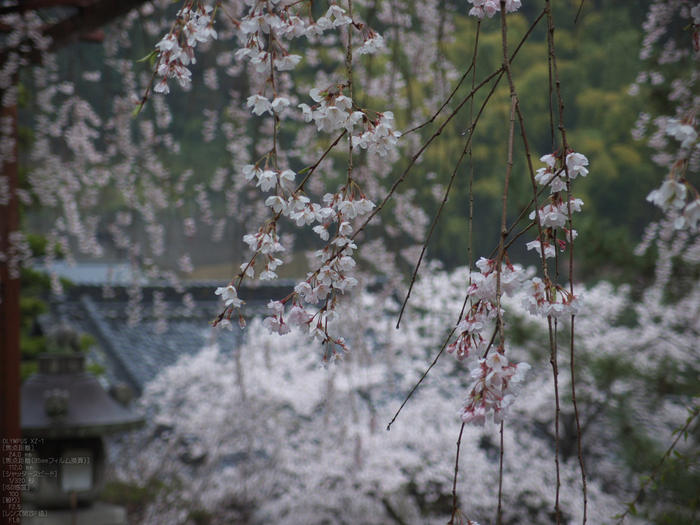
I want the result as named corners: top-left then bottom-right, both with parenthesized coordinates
top-left (256, 191), bottom-right (375, 355)
top-left (205, 0), bottom-right (398, 354)
top-left (153, 4), bottom-right (217, 94)
top-left (147, 0), bottom-right (396, 351)
top-left (633, 5), bottom-right (700, 233)
top-left (527, 151), bottom-right (587, 257)
top-left (300, 89), bottom-right (401, 157)
top-left (448, 258), bottom-right (531, 424)
top-left (521, 277), bottom-right (580, 319)
top-left (215, 185), bottom-right (375, 367)
top-left (232, 0), bottom-right (389, 145)
top-left (466, 257), bottom-right (525, 303)
top-left (534, 152), bottom-right (589, 193)
top-left (459, 353), bottom-right (531, 426)
top-left (467, 0), bottom-right (522, 20)
top-left (450, 149), bottom-right (590, 425)
top-left (526, 228), bottom-right (577, 260)
top-left (645, 115), bottom-right (700, 232)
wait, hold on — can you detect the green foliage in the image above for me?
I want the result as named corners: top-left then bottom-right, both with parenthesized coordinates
top-left (101, 477), bottom-right (168, 519)
top-left (18, 244), bottom-right (101, 381)
top-left (370, 0), bottom-right (663, 274)
top-left (19, 274), bottom-right (48, 382)
top-left (79, 333), bottom-right (97, 352)
top-left (187, 509), bottom-right (213, 525)
top-left (102, 477), bottom-right (213, 524)
top-left (574, 215), bottom-right (657, 287)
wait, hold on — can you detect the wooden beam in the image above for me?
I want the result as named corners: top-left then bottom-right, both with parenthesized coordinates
top-left (0, 102), bottom-right (21, 525)
top-left (0, 0), bottom-right (98, 16)
top-left (0, 1), bottom-right (150, 522)
top-left (44, 0), bottom-right (150, 52)
top-left (0, 0), bottom-right (149, 63)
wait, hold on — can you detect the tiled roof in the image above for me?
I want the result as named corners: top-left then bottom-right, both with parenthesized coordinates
top-left (34, 260), bottom-right (148, 286)
top-left (54, 281), bottom-right (294, 395)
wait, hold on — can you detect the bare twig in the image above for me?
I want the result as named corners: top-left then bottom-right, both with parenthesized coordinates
top-left (449, 423), bottom-right (466, 525)
top-left (570, 316), bottom-right (588, 524)
top-left (385, 336), bottom-right (451, 431)
top-left (351, 8), bottom-right (546, 245)
top-left (497, 421), bottom-right (505, 525)
top-left (615, 405), bottom-right (700, 524)
top-left (395, 12), bottom-right (545, 328)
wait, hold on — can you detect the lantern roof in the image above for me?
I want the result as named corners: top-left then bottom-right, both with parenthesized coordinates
top-left (21, 353), bottom-right (144, 439)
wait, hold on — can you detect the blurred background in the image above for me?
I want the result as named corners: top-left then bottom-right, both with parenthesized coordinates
top-left (3, 0), bottom-right (700, 523)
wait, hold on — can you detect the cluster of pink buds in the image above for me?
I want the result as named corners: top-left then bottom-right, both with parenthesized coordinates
top-left (447, 313), bottom-right (485, 361)
top-left (459, 352), bottom-right (531, 426)
top-left (261, 292), bottom-right (350, 370)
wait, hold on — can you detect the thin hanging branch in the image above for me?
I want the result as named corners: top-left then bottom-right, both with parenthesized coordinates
top-left (395, 11), bottom-right (545, 328)
top-left (615, 405), bottom-right (700, 524)
top-left (449, 422), bottom-right (467, 525)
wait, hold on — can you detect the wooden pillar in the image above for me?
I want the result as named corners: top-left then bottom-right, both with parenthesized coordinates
top-left (0, 101), bottom-right (21, 525)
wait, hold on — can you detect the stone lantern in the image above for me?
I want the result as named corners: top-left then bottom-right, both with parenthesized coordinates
top-left (20, 324), bottom-right (144, 525)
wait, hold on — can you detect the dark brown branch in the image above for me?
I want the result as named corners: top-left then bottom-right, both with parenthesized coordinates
top-left (449, 423), bottom-right (466, 525)
top-left (0, 0), bottom-right (150, 65)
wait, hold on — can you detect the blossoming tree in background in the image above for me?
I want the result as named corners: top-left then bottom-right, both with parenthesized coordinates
top-left (638, 2), bottom-right (700, 230)
top-left (112, 277), bottom-right (635, 524)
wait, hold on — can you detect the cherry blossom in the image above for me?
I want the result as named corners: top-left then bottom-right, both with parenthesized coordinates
top-left (526, 238), bottom-right (557, 259)
top-left (675, 199), bottom-right (700, 231)
top-left (467, 0), bottom-right (522, 19)
top-left (149, 4), bottom-right (217, 98)
top-left (447, 316), bottom-right (485, 361)
top-left (646, 179), bottom-right (687, 211)
top-left (521, 277), bottom-right (580, 319)
top-left (459, 353), bottom-right (531, 426)
top-left (8, 0), bottom-right (698, 521)
top-left (666, 117), bottom-right (698, 148)
top-left (246, 94), bottom-right (273, 116)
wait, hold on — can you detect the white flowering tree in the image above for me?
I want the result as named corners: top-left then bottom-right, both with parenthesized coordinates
top-left (112, 251), bottom-right (700, 524)
top-left (112, 276), bottom-right (633, 525)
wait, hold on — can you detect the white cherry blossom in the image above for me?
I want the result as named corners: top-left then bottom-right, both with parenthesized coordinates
top-left (646, 179), bottom-right (686, 211)
top-left (666, 118), bottom-right (698, 148)
top-left (247, 94), bottom-right (273, 116)
top-left (215, 284), bottom-right (244, 308)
